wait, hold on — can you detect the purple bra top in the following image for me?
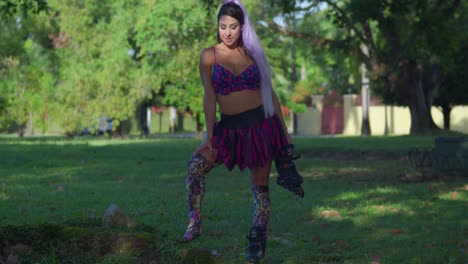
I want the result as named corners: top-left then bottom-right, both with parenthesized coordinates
top-left (212, 51), bottom-right (260, 96)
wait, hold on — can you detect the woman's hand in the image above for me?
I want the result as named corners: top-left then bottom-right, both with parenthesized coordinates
top-left (194, 140), bottom-right (212, 154)
top-left (193, 137), bottom-right (216, 161)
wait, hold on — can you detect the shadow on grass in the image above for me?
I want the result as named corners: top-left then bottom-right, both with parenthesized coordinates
top-left (0, 219), bottom-right (161, 263)
top-left (0, 137), bottom-right (466, 263)
top-left (266, 172), bottom-right (467, 263)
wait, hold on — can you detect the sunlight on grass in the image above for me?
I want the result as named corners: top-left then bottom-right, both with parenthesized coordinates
top-left (1, 136), bottom-right (466, 263)
top-left (368, 186), bottom-right (401, 195)
top-left (86, 137), bottom-right (191, 146)
top-left (438, 189), bottom-right (467, 201)
top-left (303, 166), bottom-right (376, 178)
top-left (333, 191), bottom-right (362, 200)
top-left (2, 139), bottom-right (90, 145)
top-left (5, 172), bottom-right (77, 182)
top-left (0, 182), bottom-right (9, 200)
top-left (332, 186), bottom-right (401, 201)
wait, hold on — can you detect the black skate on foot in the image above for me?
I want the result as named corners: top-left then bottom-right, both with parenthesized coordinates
top-left (275, 144), bottom-right (304, 198)
top-left (246, 226), bottom-right (267, 263)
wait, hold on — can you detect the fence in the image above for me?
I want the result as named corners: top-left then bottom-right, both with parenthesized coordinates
top-left (297, 94), bottom-right (468, 136)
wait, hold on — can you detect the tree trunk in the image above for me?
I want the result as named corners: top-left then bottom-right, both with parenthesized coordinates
top-left (113, 121), bottom-right (124, 139)
top-left (136, 102), bottom-right (149, 138)
top-left (442, 105), bottom-right (452, 129)
top-left (27, 112), bottom-right (34, 136)
top-left (405, 95), bottom-right (437, 134)
top-left (17, 123), bottom-right (25, 138)
top-left (65, 131), bottom-right (74, 140)
top-left (177, 114), bottom-right (184, 132)
top-left (290, 112), bottom-right (298, 135)
top-left (407, 81), bottom-right (433, 134)
top-left (423, 64), bottom-right (442, 130)
top-left (392, 61), bottom-right (439, 135)
top-left (195, 113), bottom-right (203, 138)
top-left (408, 95), bottom-right (430, 134)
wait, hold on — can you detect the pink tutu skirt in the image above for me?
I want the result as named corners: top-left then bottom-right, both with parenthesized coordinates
top-left (212, 105), bottom-right (289, 171)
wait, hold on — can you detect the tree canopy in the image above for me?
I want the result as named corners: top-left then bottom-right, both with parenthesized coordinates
top-left (1, 0), bottom-right (466, 136)
top-left (268, 0), bottom-right (467, 133)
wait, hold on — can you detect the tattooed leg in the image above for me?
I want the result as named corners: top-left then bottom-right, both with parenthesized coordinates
top-left (247, 185), bottom-right (270, 262)
top-left (183, 153), bottom-right (214, 242)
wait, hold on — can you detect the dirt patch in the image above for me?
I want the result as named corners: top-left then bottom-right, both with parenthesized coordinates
top-left (320, 210), bottom-right (342, 220)
top-left (0, 221), bottom-right (160, 263)
top-left (179, 248), bottom-right (221, 264)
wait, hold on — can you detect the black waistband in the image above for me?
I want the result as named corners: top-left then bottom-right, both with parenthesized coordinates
top-left (220, 105), bottom-right (266, 129)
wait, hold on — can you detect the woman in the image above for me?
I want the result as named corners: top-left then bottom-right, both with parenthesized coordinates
top-left (182, 0), bottom-right (304, 262)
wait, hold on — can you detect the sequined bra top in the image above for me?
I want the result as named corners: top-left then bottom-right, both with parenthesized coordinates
top-left (212, 50), bottom-right (260, 96)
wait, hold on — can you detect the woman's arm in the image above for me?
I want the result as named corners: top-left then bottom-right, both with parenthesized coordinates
top-left (199, 47), bottom-right (217, 144)
top-left (272, 90), bottom-right (293, 144)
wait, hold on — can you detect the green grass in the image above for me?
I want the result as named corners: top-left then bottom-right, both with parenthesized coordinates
top-left (0, 135), bottom-right (466, 263)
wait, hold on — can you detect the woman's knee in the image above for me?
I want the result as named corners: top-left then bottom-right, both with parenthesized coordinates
top-left (250, 162), bottom-right (272, 186)
top-left (187, 153), bottom-right (214, 176)
top-left (251, 177), bottom-right (269, 186)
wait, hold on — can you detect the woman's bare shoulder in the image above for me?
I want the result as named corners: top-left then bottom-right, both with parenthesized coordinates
top-left (200, 46), bottom-right (216, 66)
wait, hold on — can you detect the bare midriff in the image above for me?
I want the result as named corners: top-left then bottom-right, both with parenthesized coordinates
top-left (217, 90), bottom-right (262, 115)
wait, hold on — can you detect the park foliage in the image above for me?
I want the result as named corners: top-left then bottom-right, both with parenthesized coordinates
top-left (0, 0), bottom-right (467, 136)
top-left (0, 135), bottom-right (466, 263)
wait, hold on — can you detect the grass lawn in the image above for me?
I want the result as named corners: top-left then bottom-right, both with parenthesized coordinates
top-left (0, 135), bottom-right (466, 263)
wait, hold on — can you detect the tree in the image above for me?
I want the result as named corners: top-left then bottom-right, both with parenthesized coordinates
top-left (235, 1), bottom-right (312, 122)
top-left (134, 0), bottom-right (215, 134)
top-left (432, 1), bottom-right (468, 129)
top-left (47, 0), bottom-right (143, 137)
top-left (0, 7), bottom-right (56, 136)
top-left (0, 0), bottom-right (48, 19)
top-left (434, 43), bottom-right (468, 129)
top-left (171, 0), bottom-right (310, 133)
top-left (269, 0), bottom-right (465, 134)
